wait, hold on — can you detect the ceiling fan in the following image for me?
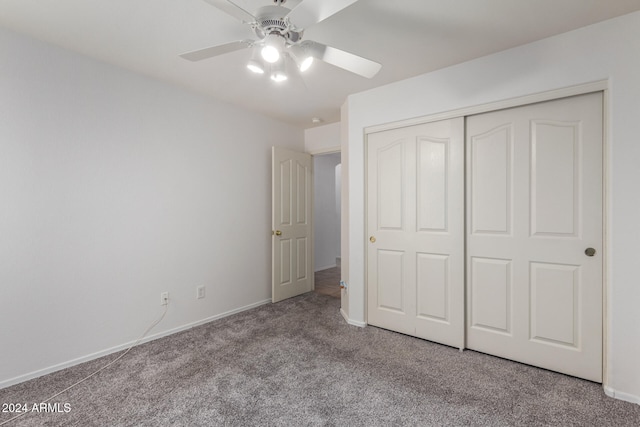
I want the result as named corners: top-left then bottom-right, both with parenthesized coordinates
top-left (180, 0), bottom-right (382, 82)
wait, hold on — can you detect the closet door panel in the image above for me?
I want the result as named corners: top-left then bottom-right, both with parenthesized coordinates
top-left (367, 118), bottom-right (464, 349)
top-left (465, 92), bottom-right (603, 382)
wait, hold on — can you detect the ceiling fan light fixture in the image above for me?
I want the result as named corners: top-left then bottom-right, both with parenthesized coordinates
top-left (271, 72), bottom-right (288, 82)
top-left (289, 44), bottom-right (314, 72)
top-left (299, 56), bottom-right (314, 72)
top-left (261, 33), bottom-right (284, 63)
top-left (247, 59), bottom-right (265, 74)
top-left (261, 45), bottom-right (279, 63)
top-left (270, 59), bottom-right (288, 83)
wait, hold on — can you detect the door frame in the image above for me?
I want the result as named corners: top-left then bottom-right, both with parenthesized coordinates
top-left (272, 145), bottom-right (342, 302)
top-left (362, 80), bottom-right (610, 386)
top-left (308, 146), bottom-right (342, 283)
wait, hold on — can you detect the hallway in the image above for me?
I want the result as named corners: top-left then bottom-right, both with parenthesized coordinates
top-left (313, 267), bottom-right (341, 299)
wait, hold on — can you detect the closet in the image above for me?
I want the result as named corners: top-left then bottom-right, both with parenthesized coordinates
top-left (366, 92), bottom-right (603, 382)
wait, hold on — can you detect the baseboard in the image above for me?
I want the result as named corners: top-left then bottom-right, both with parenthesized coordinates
top-left (340, 308), bottom-right (366, 328)
top-left (0, 298), bottom-right (272, 390)
top-left (314, 263), bottom-right (337, 272)
top-left (180, 299), bottom-right (272, 331)
top-left (604, 385), bottom-right (640, 405)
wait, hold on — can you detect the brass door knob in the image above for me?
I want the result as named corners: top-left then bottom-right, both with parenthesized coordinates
top-left (369, 236), bottom-right (376, 243)
top-left (274, 230), bottom-right (282, 236)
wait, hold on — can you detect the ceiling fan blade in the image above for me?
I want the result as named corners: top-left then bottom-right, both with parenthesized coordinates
top-left (200, 0), bottom-right (256, 23)
top-left (286, 0), bottom-right (359, 30)
top-left (180, 40), bottom-right (251, 62)
top-left (302, 41), bottom-right (381, 78)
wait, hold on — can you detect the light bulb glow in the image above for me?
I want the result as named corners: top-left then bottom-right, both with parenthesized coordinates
top-left (261, 45), bottom-right (280, 63)
top-left (247, 60), bottom-right (265, 74)
top-left (271, 72), bottom-right (288, 82)
top-left (299, 56), bottom-right (313, 72)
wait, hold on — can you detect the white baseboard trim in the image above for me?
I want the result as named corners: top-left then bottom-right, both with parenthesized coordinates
top-left (604, 385), bottom-right (640, 405)
top-left (314, 263), bottom-right (337, 272)
top-left (340, 308), bottom-right (366, 328)
top-left (0, 298), bottom-right (272, 390)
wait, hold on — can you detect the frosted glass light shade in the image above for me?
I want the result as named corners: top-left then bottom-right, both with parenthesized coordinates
top-left (261, 45), bottom-right (280, 63)
top-left (299, 56), bottom-right (314, 72)
top-left (247, 59), bottom-right (265, 74)
top-left (261, 34), bottom-right (284, 63)
top-left (271, 71), bottom-right (288, 82)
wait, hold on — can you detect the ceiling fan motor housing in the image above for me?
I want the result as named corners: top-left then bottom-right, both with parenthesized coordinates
top-left (253, 6), bottom-right (303, 43)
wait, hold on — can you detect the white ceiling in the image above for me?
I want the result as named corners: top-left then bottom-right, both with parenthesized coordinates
top-left (2, 0), bottom-right (640, 128)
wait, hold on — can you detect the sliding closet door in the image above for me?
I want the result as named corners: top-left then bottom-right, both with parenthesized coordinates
top-left (465, 93), bottom-right (603, 382)
top-left (367, 118), bottom-right (464, 349)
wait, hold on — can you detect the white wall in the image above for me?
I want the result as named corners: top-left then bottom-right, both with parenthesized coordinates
top-left (0, 27), bottom-right (303, 387)
top-left (304, 122), bottom-right (341, 153)
top-left (344, 12), bottom-right (640, 403)
top-left (313, 153), bottom-right (341, 271)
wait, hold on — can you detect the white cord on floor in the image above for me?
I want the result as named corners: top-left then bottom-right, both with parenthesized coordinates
top-left (0, 303), bottom-right (169, 426)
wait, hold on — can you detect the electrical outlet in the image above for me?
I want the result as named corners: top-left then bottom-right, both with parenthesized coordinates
top-left (160, 292), bottom-right (169, 306)
top-left (197, 286), bottom-right (205, 299)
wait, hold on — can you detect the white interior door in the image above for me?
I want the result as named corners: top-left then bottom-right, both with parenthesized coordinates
top-left (465, 92), bottom-right (603, 382)
top-left (272, 147), bottom-right (313, 303)
top-left (367, 118), bottom-right (465, 349)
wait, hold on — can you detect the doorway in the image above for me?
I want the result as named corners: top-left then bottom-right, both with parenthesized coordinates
top-left (313, 152), bottom-right (342, 298)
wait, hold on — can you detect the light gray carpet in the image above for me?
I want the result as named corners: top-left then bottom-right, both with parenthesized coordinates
top-left (1, 293), bottom-right (639, 426)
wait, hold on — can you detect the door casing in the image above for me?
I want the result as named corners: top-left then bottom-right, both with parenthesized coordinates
top-left (272, 146), bottom-right (343, 303)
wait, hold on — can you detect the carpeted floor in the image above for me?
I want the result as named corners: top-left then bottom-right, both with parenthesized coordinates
top-left (1, 292), bottom-right (639, 426)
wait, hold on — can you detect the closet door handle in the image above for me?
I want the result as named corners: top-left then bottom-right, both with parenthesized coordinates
top-left (585, 247), bottom-right (596, 257)
top-left (369, 236), bottom-right (376, 243)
